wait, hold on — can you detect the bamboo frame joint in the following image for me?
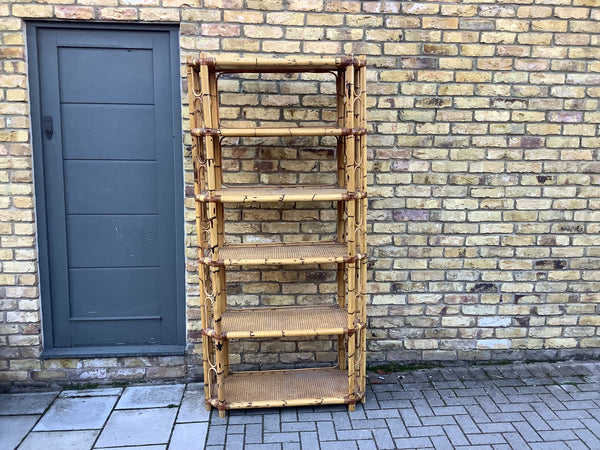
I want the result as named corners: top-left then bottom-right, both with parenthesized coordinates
top-left (192, 127), bottom-right (219, 137)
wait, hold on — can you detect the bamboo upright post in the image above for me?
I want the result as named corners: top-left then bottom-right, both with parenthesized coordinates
top-left (187, 63), bottom-right (215, 410)
top-left (198, 55), bottom-right (228, 418)
top-left (343, 62), bottom-right (357, 411)
top-left (357, 58), bottom-right (368, 400)
top-left (336, 66), bottom-right (347, 372)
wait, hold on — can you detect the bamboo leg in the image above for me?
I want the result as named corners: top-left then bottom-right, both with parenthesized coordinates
top-left (337, 263), bottom-right (346, 371)
top-left (343, 62), bottom-right (357, 409)
top-left (187, 62), bottom-right (214, 408)
top-left (358, 60), bottom-right (368, 400)
top-left (200, 56), bottom-right (228, 414)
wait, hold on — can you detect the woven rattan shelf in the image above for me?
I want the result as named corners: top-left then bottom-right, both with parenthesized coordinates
top-left (205, 305), bottom-right (348, 339)
top-left (199, 241), bottom-right (352, 266)
top-left (209, 367), bottom-right (353, 410)
top-left (197, 185), bottom-right (365, 203)
top-left (187, 54), bottom-right (368, 417)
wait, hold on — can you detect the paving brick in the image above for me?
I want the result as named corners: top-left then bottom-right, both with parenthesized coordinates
top-left (263, 415), bottom-right (280, 433)
top-left (523, 411), bottom-right (552, 431)
top-left (281, 421), bottom-right (316, 432)
top-left (386, 418), bottom-right (409, 438)
top-left (245, 423), bottom-right (263, 444)
top-left (393, 436), bottom-right (435, 449)
top-left (399, 408), bottom-right (422, 427)
top-left (421, 416), bottom-right (457, 426)
top-left (467, 432), bottom-right (507, 445)
top-left (357, 440), bottom-right (378, 450)
top-left (443, 424), bottom-right (470, 446)
top-left (263, 432), bottom-right (299, 443)
top-left (321, 441), bottom-right (358, 450)
top-left (205, 424), bottom-right (227, 446)
top-left (245, 444), bottom-right (282, 450)
top-left (317, 421), bottom-right (336, 441)
top-left (574, 428), bottom-right (600, 448)
top-left (372, 427), bottom-right (395, 449)
top-left (581, 418), bottom-right (600, 438)
top-left (408, 425), bottom-right (445, 437)
top-left (513, 421), bottom-right (543, 442)
top-left (478, 423), bottom-right (516, 433)
top-left (455, 415), bottom-right (480, 434)
top-left (351, 418), bottom-right (387, 429)
top-left (299, 431), bottom-right (319, 449)
top-left (503, 431), bottom-right (529, 449)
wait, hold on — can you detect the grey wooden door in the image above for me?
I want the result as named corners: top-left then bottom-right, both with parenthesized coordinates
top-left (29, 25), bottom-right (184, 356)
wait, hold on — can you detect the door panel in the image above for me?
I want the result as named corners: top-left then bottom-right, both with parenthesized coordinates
top-left (31, 25), bottom-right (183, 352)
top-left (58, 47), bottom-right (155, 104)
top-left (61, 104), bottom-right (156, 160)
top-left (66, 215), bottom-right (160, 268)
top-left (64, 161), bottom-right (159, 214)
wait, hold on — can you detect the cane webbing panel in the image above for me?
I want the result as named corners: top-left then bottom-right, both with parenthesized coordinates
top-left (216, 305), bottom-right (347, 338)
top-left (197, 186), bottom-right (365, 203)
top-left (218, 368), bottom-right (348, 407)
top-left (202, 242), bottom-right (349, 266)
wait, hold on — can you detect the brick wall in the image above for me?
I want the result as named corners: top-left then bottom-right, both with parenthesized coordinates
top-left (1, 0), bottom-right (599, 384)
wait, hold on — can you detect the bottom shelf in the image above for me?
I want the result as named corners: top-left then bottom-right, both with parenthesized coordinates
top-left (210, 367), bottom-right (354, 410)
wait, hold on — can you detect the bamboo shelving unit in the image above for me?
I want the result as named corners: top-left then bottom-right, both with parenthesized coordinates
top-left (187, 54), bottom-right (368, 416)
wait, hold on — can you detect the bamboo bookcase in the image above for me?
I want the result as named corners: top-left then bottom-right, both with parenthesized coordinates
top-left (187, 54), bottom-right (368, 416)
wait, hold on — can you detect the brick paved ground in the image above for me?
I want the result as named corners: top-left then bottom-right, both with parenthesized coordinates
top-left (2, 360), bottom-right (600, 449)
top-left (206, 361), bottom-right (600, 450)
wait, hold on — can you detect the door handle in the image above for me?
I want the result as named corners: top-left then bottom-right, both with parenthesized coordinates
top-left (43, 115), bottom-right (53, 140)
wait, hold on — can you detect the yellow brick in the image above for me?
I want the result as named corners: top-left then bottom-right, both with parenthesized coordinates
top-left (266, 12), bottom-right (304, 25)
top-left (222, 38), bottom-right (260, 51)
top-left (517, 6), bottom-right (552, 18)
top-left (306, 13), bottom-right (343, 26)
top-left (346, 15), bottom-right (383, 27)
top-left (224, 11), bottom-right (264, 23)
top-left (246, 0), bottom-right (282, 10)
top-left (441, 5), bottom-right (478, 16)
top-left (12, 4), bottom-right (54, 17)
top-left (423, 44), bottom-right (459, 56)
top-left (532, 20), bottom-right (568, 32)
top-left (98, 8), bottom-right (137, 21)
top-left (461, 44), bottom-right (495, 57)
top-left (383, 43), bottom-right (421, 55)
top-left (402, 2), bottom-right (439, 15)
top-left (422, 17), bottom-right (458, 29)
top-left (327, 28), bottom-right (363, 41)
top-left (262, 41), bottom-right (300, 53)
top-left (385, 16), bottom-right (421, 28)
top-left (443, 31), bottom-right (479, 43)
top-left (555, 7), bottom-right (590, 19)
top-left (139, 8), bottom-right (179, 21)
top-left (245, 25), bottom-right (282, 39)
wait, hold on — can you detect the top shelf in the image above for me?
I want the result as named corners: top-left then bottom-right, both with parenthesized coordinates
top-left (187, 55), bottom-right (366, 73)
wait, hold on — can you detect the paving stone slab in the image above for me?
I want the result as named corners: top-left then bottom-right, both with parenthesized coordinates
top-left (0, 415), bottom-right (39, 450)
top-left (168, 422), bottom-right (208, 450)
top-left (96, 446), bottom-right (165, 450)
top-left (95, 408), bottom-right (177, 448)
top-left (60, 388), bottom-right (123, 398)
top-left (0, 392), bottom-right (58, 415)
top-left (116, 384), bottom-right (185, 409)
top-left (34, 396), bottom-right (118, 431)
top-left (176, 390), bottom-right (210, 423)
top-left (19, 430), bottom-right (99, 450)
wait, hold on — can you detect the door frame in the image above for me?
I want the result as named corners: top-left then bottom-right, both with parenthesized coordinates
top-left (27, 21), bottom-right (186, 358)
